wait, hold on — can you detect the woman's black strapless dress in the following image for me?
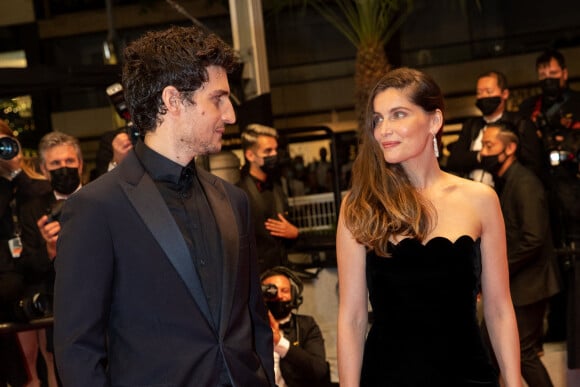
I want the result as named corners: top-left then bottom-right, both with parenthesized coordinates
top-left (361, 236), bottom-right (499, 387)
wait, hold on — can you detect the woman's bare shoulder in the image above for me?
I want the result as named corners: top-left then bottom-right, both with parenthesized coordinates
top-left (443, 173), bottom-right (497, 200)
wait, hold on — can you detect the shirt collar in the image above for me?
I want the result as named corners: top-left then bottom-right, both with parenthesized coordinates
top-left (135, 141), bottom-right (196, 190)
top-left (484, 111), bottom-right (504, 124)
top-left (54, 184), bottom-right (82, 200)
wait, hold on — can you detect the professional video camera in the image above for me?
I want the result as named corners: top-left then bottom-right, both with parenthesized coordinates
top-left (106, 83), bottom-right (140, 145)
top-left (0, 136), bottom-right (19, 160)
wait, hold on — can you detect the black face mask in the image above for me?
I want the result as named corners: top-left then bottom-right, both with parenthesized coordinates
top-left (49, 167), bottom-right (80, 195)
top-left (480, 153), bottom-right (505, 176)
top-left (540, 78), bottom-right (562, 101)
top-left (475, 96), bottom-right (502, 116)
top-left (260, 155), bottom-right (279, 174)
top-left (266, 300), bottom-right (293, 320)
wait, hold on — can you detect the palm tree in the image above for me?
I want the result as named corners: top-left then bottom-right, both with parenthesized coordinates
top-left (270, 0), bottom-right (414, 130)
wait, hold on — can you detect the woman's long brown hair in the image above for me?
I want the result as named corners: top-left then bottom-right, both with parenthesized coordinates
top-left (342, 68), bottom-right (444, 256)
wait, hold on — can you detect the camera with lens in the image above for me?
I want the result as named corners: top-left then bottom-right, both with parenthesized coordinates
top-left (546, 130), bottom-right (580, 168)
top-left (46, 200), bottom-right (65, 223)
top-left (106, 83), bottom-right (140, 145)
top-left (0, 136), bottom-right (20, 160)
top-left (549, 148), bottom-right (579, 167)
top-left (262, 283), bottom-right (278, 301)
top-left (13, 293), bottom-right (53, 322)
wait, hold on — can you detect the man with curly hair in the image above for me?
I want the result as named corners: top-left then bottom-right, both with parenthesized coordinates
top-left (54, 26), bottom-right (275, 387)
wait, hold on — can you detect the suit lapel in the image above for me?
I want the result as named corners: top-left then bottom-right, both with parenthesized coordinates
top-left (119, 154), bottom-right (214, 327)
top-left (198, 169), bottom-right (238, 336)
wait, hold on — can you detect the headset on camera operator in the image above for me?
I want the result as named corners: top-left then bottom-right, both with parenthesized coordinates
top-left (261, 266), bottom-right (331, 387)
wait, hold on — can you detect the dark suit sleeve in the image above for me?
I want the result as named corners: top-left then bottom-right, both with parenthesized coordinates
top-left (53, 191), bottom-right (113, 387)
top-left (242, 189), bottom-right (276, 385)
top-left (282, 315), bottom-right (328, 383)
top-left (507, 172), bottom-right (548, 276)
top-left (445, 118), bottom-right (480, 174)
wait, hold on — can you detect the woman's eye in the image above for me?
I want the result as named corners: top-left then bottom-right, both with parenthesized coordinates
top-left (393, 111), bottom-right (406, 119)
top-left (372, 115), bottom-right (383, 129)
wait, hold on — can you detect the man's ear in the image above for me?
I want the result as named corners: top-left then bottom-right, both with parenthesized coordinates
top-left (245, 148), bottom-right (256, 163)
top-left (161, 86), bottom-right (181, 113)
top-left (505, 141), bottom-right (518, 157)
top-left (563, 68), bottom-right (569, 82)
top-left (501, 88), bottom-right (510, 101)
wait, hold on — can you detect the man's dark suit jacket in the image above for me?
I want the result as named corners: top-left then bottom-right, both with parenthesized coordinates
top-left (446, 111), bottom-right (545, 180)
top-left (54, 150), bottom-right (275, 387)
top-left (499, 161), bottom-right (560, 306)
top-left (279, 313), bottom-right (330, 387)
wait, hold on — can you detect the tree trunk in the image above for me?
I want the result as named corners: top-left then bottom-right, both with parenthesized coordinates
top-left (354, 39), bottom-right (391, 131)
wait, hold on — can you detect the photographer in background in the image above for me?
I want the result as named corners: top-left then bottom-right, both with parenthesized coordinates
top-left (261, 266), bottom-right (330, 387)
top-left (518, 49), bottom-right (580, 244)
top-left (17, 131), bottom-right (83, 387)
top-left (519, 49), bottom-right (580, 358)
top-left (92, 83), bottom-right (137, 180)
top-left (0, 120), bottom-right (51, 387)
top-left (92, 128), bottom-right (133, 180)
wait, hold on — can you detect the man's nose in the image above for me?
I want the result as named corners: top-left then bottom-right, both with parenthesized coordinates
top-left (222, 99), bottom-right (236, 124)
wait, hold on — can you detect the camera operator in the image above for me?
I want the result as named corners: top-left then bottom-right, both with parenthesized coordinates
top-left (519, 49), bottom-right (580, 364)
top-left (261, 266), bottom-right (330, 387)
top-left (17, 131), bottom-right (83, 387)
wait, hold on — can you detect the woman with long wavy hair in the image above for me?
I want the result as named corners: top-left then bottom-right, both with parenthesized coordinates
top-left (336, 68), bottom-right (522, 387)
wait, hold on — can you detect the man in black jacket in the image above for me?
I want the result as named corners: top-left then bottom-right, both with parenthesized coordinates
top-left (446, 70), bottom-right (544, 185)
top-left (238, 124), bottom-right (299, 273)
top-left (480, 123), bottom-right (560, 387)
top-left (261, 266), bottom-right (330, 387)
top-left (519, 49), bottom-right (580, 351)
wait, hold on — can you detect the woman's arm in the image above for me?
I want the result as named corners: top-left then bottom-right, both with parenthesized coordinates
top-left (336, 201), bottom-right (368, 387)
top-left (478, 186), bottom-right (522, 387)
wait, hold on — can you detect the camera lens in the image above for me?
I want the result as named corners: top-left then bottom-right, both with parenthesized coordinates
top-left (13, 293), bottom-right (52, 322)
top-left (261, 283), bottom-right (278, 300)
top-left (0, 137), bottom-right (19, 160)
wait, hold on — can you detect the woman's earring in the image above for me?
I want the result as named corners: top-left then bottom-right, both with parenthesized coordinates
top-left (433, 135), bottom-right (439, 158)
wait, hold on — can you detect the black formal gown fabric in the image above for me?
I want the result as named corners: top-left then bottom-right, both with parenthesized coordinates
top-left (362, 235), bottom-right (499, 387)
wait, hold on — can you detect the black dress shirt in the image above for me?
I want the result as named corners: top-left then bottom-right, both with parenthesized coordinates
top-left (135, 141), bottom-right (224, 325)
